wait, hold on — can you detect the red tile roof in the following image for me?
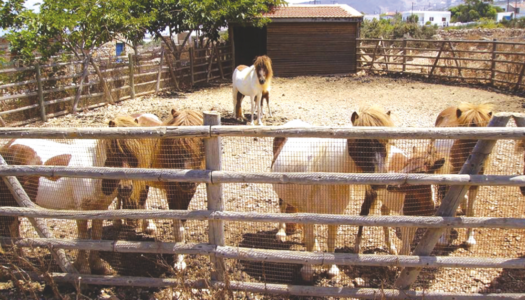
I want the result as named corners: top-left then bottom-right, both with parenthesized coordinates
top-left (263, 5), bottom-right (362, 19)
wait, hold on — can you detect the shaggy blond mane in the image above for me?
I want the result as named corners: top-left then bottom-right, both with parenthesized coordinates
top-left (352, 105), bottom-right (394, 128)
top-left (436, 103), bottom-right (494, 127)
top-left (164, 109), bottom-right (203, 127)
top-left (254, 55), bottom-right (273, 92)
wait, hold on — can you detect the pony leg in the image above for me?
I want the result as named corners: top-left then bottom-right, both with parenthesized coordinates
top-left (139, 186), bottom-right (156, 235)
top-left (381, 204), bottom-right (398, 255)
top-left (276, 198), bottom-right (287, 242)
top-left (256, 93), bottom-right (264, 125)
top-left (89, 219), bottom-right (115, 275)
top-left (326, 225), bottom-right (340, 279)
top-left (300, 223), bottom-right (315, 282)
top-left (235, 91), bottom-right (245, 121)
top-left (465, 186), bottom-right (479, 247)
top-left (400, 227), bottom-right (416, 255)
top-left (173, 219), bottom-right (186, 271)
top-left (354, 187), bottom-right (377, 253)
top-left (74, 220), bottom-right (91, 274)
top-left (232, 87), bottom-right (238, 119)
top-left (249, 96), bottom-right (256, 126)
top-left (264, 92), bottom-right (272, 117)
top-left (113, 196), bottom-right (123, 230)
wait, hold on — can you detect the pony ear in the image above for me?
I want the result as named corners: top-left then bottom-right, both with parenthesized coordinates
top-left (171, 108), bottom-right (177, 116)
top-left (108, 120), bottom-right (116, 127)
top-left (351, 112), bottom-right (359, 124)
top-left (134, 118), bottom-right (139, 124)
top-left (386, 111), bottom-right (391, 116)
top-left (456, 108), bottom-right (463, 119)
top-left (412, 145), bottom-right (418, 154)
top-left (488, 111), bottom-right (493, 117)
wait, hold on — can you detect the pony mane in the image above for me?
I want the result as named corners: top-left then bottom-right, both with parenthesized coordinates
top-left (164, 109), bottom-right (204, 126)
top-left (353, 105), bottom-right (394, 128)
top-left (254, 55), bottom-right (273, 91)
top-left (456, 102), bottom-right (494, 127)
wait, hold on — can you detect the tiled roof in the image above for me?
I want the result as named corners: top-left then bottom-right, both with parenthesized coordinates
top-left (263, 4), bottom-right (362, 19)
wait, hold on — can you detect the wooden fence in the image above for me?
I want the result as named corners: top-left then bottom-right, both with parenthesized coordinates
top-left (0, 45), bottom-right (233, 127)
top-left (357, 38), bottom-right (525, 92)
top-left (1, 112), bottom-right (525, 298)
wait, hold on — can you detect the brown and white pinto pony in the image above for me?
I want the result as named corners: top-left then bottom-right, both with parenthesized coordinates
top-left (0, 133), bottom-right (150, 275)
top-left (232, 55), bottom-right (273, 125)
top-left (432, 102), bottom-right (494, 246)
top-left (111, 109), bottom-right (205, 271)
top-left (271, 106), bottom-right (393, 282)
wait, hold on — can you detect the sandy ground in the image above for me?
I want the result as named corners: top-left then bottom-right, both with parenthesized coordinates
top-left (4, 75), bottom-right (525, 298)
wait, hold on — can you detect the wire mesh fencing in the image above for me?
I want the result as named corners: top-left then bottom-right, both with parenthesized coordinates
top-left (0, 115), bottom-right (524, 296)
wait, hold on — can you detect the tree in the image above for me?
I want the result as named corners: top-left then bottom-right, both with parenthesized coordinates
top-left (449, 0), bottom-right (503, 22)
top-left (407, 14), bottom-right (419, 23)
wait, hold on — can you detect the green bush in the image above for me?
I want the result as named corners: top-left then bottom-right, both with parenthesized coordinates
top-left (361, 18), bottom-right (437, 39)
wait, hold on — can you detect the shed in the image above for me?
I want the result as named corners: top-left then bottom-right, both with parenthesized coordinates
top-left (230, 5), bottom-right (363, 77)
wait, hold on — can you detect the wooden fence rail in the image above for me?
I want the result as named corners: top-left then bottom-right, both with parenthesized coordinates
top-left (0, 44), bottom-right (233, 126)
top-left (357, 38), bottom-right (525, 92)
top-left (1, 112), bottom-right (525, 298)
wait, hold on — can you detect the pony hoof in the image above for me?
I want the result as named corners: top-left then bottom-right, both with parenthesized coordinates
top-left (465, 237), bottom-right (476, 247)
top-left (90, 260), bottom-right (115, 275)
top-left (276, 231), bottom-right (287, 243)
top-left (389, 247), bottom-right (398, 256)
top-left (143, 221), bottom-right (157, 235)
top-left (174, 255), bottom-right (186, 271)
top-left (327, 265), bottom-right (340, 279)
top-left (300, 265), bottom-right (314, 282)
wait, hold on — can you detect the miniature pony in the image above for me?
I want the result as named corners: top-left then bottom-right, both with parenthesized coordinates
top-left (432, 102), bottom-right (493, 246)
top-left (0, 132), bottom-right (150, 275)
top-left (232, 55), bottom-right (273, 125)
top-left (271, 106), bottom-right (393, 282)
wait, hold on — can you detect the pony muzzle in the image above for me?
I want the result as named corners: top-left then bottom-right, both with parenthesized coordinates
top-left (259, 78), bottom-right (266, 85)
top-left (118, 184), bottom-right (133, 199)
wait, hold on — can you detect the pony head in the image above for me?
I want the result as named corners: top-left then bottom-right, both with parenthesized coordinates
top-left (103, 116), bottom-right (155, 199)
top-left (455, 102), bottom-right (493, 127)
top-left (348, 105), bottom-right (394, 174)
top-left (253, 55), bottom-right (273, 89)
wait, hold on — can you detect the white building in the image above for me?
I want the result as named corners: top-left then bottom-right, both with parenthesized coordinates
top-left (401, 10), bottom-right (451, 26)
top-left (497, 12), bottom-right (514, 22)
top-left (364, 14), bottom-right (380, 21)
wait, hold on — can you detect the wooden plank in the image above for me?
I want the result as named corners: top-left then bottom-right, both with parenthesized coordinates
top-left (155, 48), bottom-right (165, 94)
top-left (4, 238), bottom-right (525, 270)
top-left (216, 46), bottom-right (225, 79)
top-left (71, 58), bottom-right (89, 114)
top-left (0, 153), bottom-right (77, 274)
top-left (447, 41), bottom-right (464, 80)
top-left (2, 207), bottom-right (525, 230)
top-left (491, 39), bottom-right (497, 86)
top-left (429, 40), bottom-right (446, 78)
top-left (35, 64), bottom-right (46, 122)
top-left (129, 53), bottom-right (135, 99)
top-left (204, 112), bottom-right (225, 282)
top-left (369, 40), bottom-right (381, 72)
top-left (220, 281), bottom-right (525, 300)
top-left (402, 38), bottom-right (407, 73)
top-left (394, 113), bottom-right (512, 290)
top-left (164, 51), bottom-right (180, 90)
top-left (515, 63), bottom-right (525, 92)
top-left (90, 56), bottom-right (114, 105)
top-left (190, 48), bottom-right (195, 86)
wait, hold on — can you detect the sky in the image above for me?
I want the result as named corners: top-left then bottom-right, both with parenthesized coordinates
top-left (1, 0), bottom-right (41, 35)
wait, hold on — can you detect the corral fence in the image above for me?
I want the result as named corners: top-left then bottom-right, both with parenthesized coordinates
top-left (357, 38), bottom-right (525, 93)
top-left (1, 112), bottom-right (525, 298)
top-left (0, 44), bottom-right (233, 127)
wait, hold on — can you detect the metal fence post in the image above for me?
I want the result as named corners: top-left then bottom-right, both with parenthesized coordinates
top-left (204, 111), bottom-right (225, 282)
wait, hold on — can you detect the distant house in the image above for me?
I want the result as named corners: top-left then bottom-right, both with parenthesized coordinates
top-left (364, 14), bottom-right (380, 21)
top-left (509, 3), bottom-right (525, 18)
top-left (497, 12), bottom-right (514, 22)
top-left (401, 10), bottom-right (451, 26)
top-left (382, 12), bottom-right (398, 20)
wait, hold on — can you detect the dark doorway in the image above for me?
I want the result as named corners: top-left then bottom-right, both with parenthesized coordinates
top-left (233, 25), bottom-right (267, 67)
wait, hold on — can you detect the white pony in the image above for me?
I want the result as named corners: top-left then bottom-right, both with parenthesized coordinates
top-left (232, 55), bottom-right (273, 125)
top-left (271, 106), bottom-right (394, 282)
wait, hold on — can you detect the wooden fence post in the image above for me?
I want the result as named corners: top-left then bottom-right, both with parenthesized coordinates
top-left (447, 41), bottom-right (464, 80)
top-left (515, 63), bottom-right (525, 92)
top-left (429, 40), bottom-right (446, 78)
top-left (0, 153), bottom-right (77, 274)
top-left (216, 46), bottom-right (225, 79)
top-left (35, 63), bottom-right (47, 122)
top-left (165, 51), bottom-right (180, 90)
top-left (490, 39), bottom-right (497, 86)
top-left (204, 111), bottom-right (225, 282)
top-left (206, 45), bottom-right (216, 82)
top-left (402, 38), bottom-right (407, 73)
top-left (128, 53), bottom-right (135, 99)
top-left (369, 40), bottom-right (381, 72)
top-left (156, 48), bottom-right (165, 94)
top-left (394, 113), bottom-right (512, 290)
top-left (189, 48), bottom-right (195, 87)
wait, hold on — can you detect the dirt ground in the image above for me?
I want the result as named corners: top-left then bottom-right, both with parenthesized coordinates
top-left (4, 75), bottom-right (525, 299)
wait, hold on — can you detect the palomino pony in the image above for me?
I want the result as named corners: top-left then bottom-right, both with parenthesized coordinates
top-left (111, 109), bottom-right (205, 271)
top-left (271, 106), bottom-right (393, 282)
top-left (0, 133), bottom-right (150, 274)
top-left (232, 55), bottom-right (273, 125)
top-left (432, 102), bottom-right (493, 246)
